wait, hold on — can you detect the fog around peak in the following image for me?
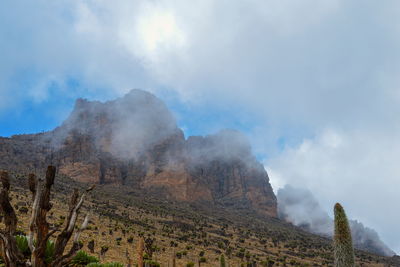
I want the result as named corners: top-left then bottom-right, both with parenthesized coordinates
top-left (277, 185), bottom-right (395, 257)
top-left (51, 89), bottom-right (180, 159)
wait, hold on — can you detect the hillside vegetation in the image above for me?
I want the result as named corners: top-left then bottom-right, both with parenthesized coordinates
top-left (2, 170), bottom-right (395, 267)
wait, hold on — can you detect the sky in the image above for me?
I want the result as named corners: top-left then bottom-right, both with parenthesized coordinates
top-left (1, 0), bottom-right (400, 253)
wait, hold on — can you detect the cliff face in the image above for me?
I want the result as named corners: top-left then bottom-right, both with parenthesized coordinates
top-left (0, 90), bottom-right (277, 217)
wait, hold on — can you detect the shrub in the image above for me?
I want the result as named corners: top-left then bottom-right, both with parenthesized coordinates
top-left (186, 262), bottom-right (195, 267)
top-left (45, 239), bottom-right (55, 264)
top-left (87, 263), bottom-right (124, 267)
top-left (144, 260), bottom-right (161, 267)
top-left (15, 235), bottom-right (54, 263)
top-left (15, 235), bottom-right (30, 257)
top-left (69, 250), bottom-right (99, 266)
top-left (220, 254), bottom-right (226, 267)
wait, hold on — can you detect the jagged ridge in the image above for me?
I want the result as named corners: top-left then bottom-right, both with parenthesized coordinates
top-left (0, 89), bottom-right (277, 217)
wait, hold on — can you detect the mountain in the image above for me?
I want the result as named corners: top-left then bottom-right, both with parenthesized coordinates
top-left (0, 89), bottom-right (277, 217)
top-left (277, 185), bottom-right (395, 257)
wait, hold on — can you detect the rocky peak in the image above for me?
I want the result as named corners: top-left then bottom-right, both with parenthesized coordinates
top-left (0, 90), bottom-right (277, 217)
top-left (54, 89), bottom-right (181, 159)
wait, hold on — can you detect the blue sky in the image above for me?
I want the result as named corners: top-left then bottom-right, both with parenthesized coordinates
top-left (1, 0), bottom-right (400, 253)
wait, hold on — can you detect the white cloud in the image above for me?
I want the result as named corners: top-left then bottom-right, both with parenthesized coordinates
top-left (267, 128), bottom-right (400, 253)
top-left (134, 5), bottom-right (187, 61)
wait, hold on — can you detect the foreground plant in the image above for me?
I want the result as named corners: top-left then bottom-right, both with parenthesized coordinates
top-left (220, 254), bottom-right (226, 267)
top-left (0, 166), bottom-right (94, 267)
top-left (333, 203), bottom-right (355, 267)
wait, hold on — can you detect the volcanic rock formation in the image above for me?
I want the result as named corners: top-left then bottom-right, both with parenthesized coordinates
top-left (0, 90), bottom-right (277, 217)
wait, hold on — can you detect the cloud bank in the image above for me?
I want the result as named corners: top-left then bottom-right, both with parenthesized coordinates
top-left (277, 185), bottom-right (395, 256)
top-left (268, 128), bottom-right (400, 253)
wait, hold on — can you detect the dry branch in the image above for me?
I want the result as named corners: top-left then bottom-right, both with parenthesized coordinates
top-left (0, 166), bottom-right (94, 267)
top-left (0, 171), bottom-right (25, 266)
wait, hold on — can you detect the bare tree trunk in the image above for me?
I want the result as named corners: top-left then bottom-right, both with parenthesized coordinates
top-left (0, 171), bottom-right (26, 267)
top-left (52, 185), bottom-right (94, 267)
top-left (126, 248), bottom-right (132, 267)
top-left (31, 166), bottom-right (56, 267)
top-left (137, 237), bottom-right (144, 267)
top-left (172, 249), bottom-right (176, 267)
top-left (0, 166), bottom-right (94, 267)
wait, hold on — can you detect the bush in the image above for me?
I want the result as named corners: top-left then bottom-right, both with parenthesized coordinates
top-left (199, 257), bottom-right (206, 263)
top-left (87, 263), bottom-right (124, 267)
top-left (15, 235), bottom-right (30, 257)
top-left (186, 262), bottom-right (195, 267)
top-left (143, 260), bottom-right (161, 267)
top-left (69, 250), bottom-right (99, 266)
top-left (220, 254), bottom-right (226, 267)
top-left (45, 240), bottom-right (55, 264)
top-left (15, 235), bottom-right (54, 263)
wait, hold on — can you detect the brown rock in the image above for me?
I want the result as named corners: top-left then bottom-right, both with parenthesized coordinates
top-left (0, 90), bottom-right (277, 217)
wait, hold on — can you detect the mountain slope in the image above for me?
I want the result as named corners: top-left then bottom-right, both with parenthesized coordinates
top-left (4, 171), bottom-right (395, 266)
top-left (0, 89), bottom-right (276, 217)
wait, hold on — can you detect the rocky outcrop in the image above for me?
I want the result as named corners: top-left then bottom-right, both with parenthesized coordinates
top-left (0, 90), bottom-right (277, 217)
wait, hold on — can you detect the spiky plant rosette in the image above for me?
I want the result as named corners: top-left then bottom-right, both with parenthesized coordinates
top-left (333, 203), bottom-right (355, 267)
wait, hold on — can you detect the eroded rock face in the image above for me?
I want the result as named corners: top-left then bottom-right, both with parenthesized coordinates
top-left (0, 89), bottom-right (277, 217)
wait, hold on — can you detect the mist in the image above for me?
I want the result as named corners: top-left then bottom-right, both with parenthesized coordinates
top-left (186, 129), bottom-right (253, 162)
top-left (49, 89), bottom-right (180, 160)
top-left (277, 185), bottom-right (395, 257)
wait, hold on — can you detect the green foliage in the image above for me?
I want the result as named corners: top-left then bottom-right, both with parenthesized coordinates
top-left (15, 235), bottom-right (30, 257)
top-left (87, 263), bottom-right (124, 267)
top-left (236, 248), bottom-right (245, 259)
top-left (199, 257), bottom-right (206, 263)
top-left (143, 260), bottom-right (160, 267)
top-left (45, 239), bottom-right (55, 264)
top-left (69, 250), bottom-right (99, 266)
top-left (333, 203), bottom-right (355, 267)
top-left (15, 235), bottom-right (54, 263)
top-left (186, 262), bottom-right (195, 267)
top-left (220, 254), bottom-right (226, 267)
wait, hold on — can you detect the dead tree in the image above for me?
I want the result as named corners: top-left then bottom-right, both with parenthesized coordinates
top-left (125, 248), bottom-right (132, 267)
top-left (137, 237), bottom-right (144, 267)
top-left (171, 250), bottom-right (176, 267)
top-left (0, 171), bottom-right (25, 267)
top-left (0, 166), bottom-right (94, 267)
